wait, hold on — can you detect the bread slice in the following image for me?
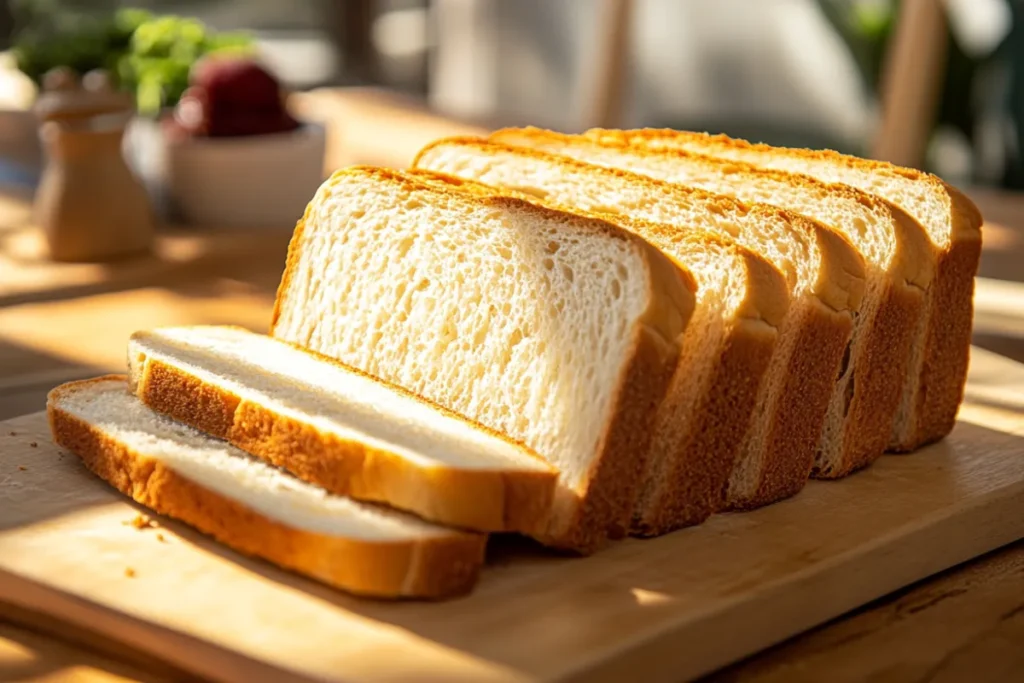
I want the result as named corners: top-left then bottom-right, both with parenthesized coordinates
top-left (413, 139), bottom-right (788, 533)
top-left (603, 129), bottom-right (983, 451)
top-left (574, 129), bottom-right (932, 476)
top-left (271, 166), bottom-right (696, 552)
top-left (47, 376), bottom-right (486, 599)
top-left (460, 134), bottom-right (866, 510)
top-left (127, 325), bottom-right (557, 534)
top-left (493, 127), bottom-right (918, 481)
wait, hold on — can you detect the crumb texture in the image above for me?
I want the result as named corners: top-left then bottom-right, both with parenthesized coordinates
top-left (273, 170), bottom-right (656, 497)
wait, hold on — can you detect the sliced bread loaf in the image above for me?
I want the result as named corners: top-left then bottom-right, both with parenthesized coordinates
top-left (47, 376), bottom-right (486, 599)
top-left (271, 167), bottom-right (696, 552)
top-left (493, 126), bottom-right (916, 480)
top-left (412, 145), bottom-right (787, 534)
top-left (610, 129), bottom-right (982, 451)
top-left (444, 135), bottom-right (865, 511)
top-left (127, 325), bottom-right (557, 533)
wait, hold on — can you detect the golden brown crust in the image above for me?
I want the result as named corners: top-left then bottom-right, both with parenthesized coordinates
top-left (484, 128), bottom-right (869, 509)
top-left (286, 165), bottom-right (699, 299)
top-left (813, 279), bottom-right (924, 477)
top-left (490, 127), bottom-right (867, 315)
top-left (634, 319), bottom-right (777, 535)
top-left (47, 377), bottom-right (486, 600)
top-left (414, 137), bottom-right (791, 328)
top-left (730, 300), bottom-right (853, 509)
top-left (620, 131), bottom-right (937, 466)
top-left (544, 319), bottom-right (680, 552)
top-left (590, 128), bottom-right (985, 452)
top-left (885, 201), bottom-right (939, 291)
top-left (271, 198), bottom-right (314, 336)
top-left (411, 143), bottom-right (794, 537)
top-left (589, 127), bottom-right (981, 243)
top-left (625, 138), bottom-right (870, 309)
top-left (129, 351), bottom-right (556, 534)
top-left (406, 165), bottom-right (700, 304)
top-left (627, 239), bottom-right (785, 534)
top-left (891, 237), bottom-right (981, 450)
top-left (270, 166), bottom-right (695, 552)
top-left (894, 185), bottom-right (982, 448)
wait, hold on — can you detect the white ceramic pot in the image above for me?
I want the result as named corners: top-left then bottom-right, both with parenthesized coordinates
top-left (164, 121), bottom-right (326, 229)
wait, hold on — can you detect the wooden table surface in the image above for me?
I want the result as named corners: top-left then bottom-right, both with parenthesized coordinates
top-left (1, 89), bottom-right (1023, 682)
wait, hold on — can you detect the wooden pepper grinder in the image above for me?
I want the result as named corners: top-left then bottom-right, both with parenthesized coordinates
top-left (33, 68), bottom-right (154, 262)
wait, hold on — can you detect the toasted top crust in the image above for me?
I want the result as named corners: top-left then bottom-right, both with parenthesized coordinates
top-left (517, 126), bottom-right (923, 287)
top-left (486, 128), bottom-right (866, 312)
top-left (273, 166), bottom-right (698, 351)
top-left (411, 140), bottom-right (789, 328)
top-left (593, 128), bottom-right (982, 251)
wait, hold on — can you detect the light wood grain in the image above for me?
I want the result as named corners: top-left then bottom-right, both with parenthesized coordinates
top-left (707, 539), bottom-right (1024, 683)
top-left (0, 347), bottom-right (1022, 682)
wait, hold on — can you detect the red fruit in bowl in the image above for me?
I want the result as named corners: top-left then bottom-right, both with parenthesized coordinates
top-left (192, 58), bottom-right (278, 108)
top-left (188, 57), bottom-right (298, 138)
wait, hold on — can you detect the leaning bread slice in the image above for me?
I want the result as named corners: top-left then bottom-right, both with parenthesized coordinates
top-left (578, 129), bottom-right (933, 473)
top-left (47, 376), bottom-right (486, 599)
top-left (413, 140), bottom-right (787, 534)
top-left (494, 127), bottom-right (913, 480)
top-left (456, 135), bottom-right (865, 510)
top-left (271, 167), bottom-right (695, 552)
top-left (612, 129), bottom-right (982, 451)
top-left (127, 325), bottom-right (557, 533)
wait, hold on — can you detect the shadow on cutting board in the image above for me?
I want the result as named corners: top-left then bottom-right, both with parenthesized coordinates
top-left (0, 338), bottom-right (109, 422)
top-left (91, 423), bottom-right (1021, 675)
top-left (2, 388), bottom-right (1020, 679)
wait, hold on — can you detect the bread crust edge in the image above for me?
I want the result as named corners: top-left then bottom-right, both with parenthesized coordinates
top-left (47, 376), bottom-right (486, 600)
top-left (539, 316), bottom-right (680, 553)
top-left (891, 237), bottom-right (981, 450)
top-left (729, 299), bottom-right (852, 509)
top-left (128, 351), bottom-right (555, 534)
top-left (815, 278), bottom-right (924, 477)
top-left (633, 318), bottom-right (777, 535)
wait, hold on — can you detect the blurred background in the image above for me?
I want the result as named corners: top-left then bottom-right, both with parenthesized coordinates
top-left (4, 2), bottom-right (1024, 676)
top-left (0, 0), bottom-right (1021, 185)
top-left (1, 0), bottom-right (1023, 423)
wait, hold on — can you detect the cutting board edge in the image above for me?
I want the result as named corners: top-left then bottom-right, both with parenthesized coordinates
top-left (0, 567), bottom-right (332, 683)
top-left (563, 471), bottom-right (1024, 683)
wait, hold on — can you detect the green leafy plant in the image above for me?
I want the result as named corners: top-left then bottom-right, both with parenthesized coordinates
top-left (11, 4), bottom-right (254, 115)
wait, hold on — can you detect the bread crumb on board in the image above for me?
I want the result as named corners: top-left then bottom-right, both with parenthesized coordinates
top-left (125, 513), bottom-right (157, 530)
top-left (18, 465), bottom-right (27, 471)
top-left (7, 431), bottom-right (14, 436)
top-left (156, 533), bottom-right (167, 543)
top-left (29, 441), bottom-right (37, 448)
top-left (124, 567), bottom-right (136, 578)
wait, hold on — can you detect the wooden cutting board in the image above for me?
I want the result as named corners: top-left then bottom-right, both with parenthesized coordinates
top-left (2, 346), bottom-right (1024, 683)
